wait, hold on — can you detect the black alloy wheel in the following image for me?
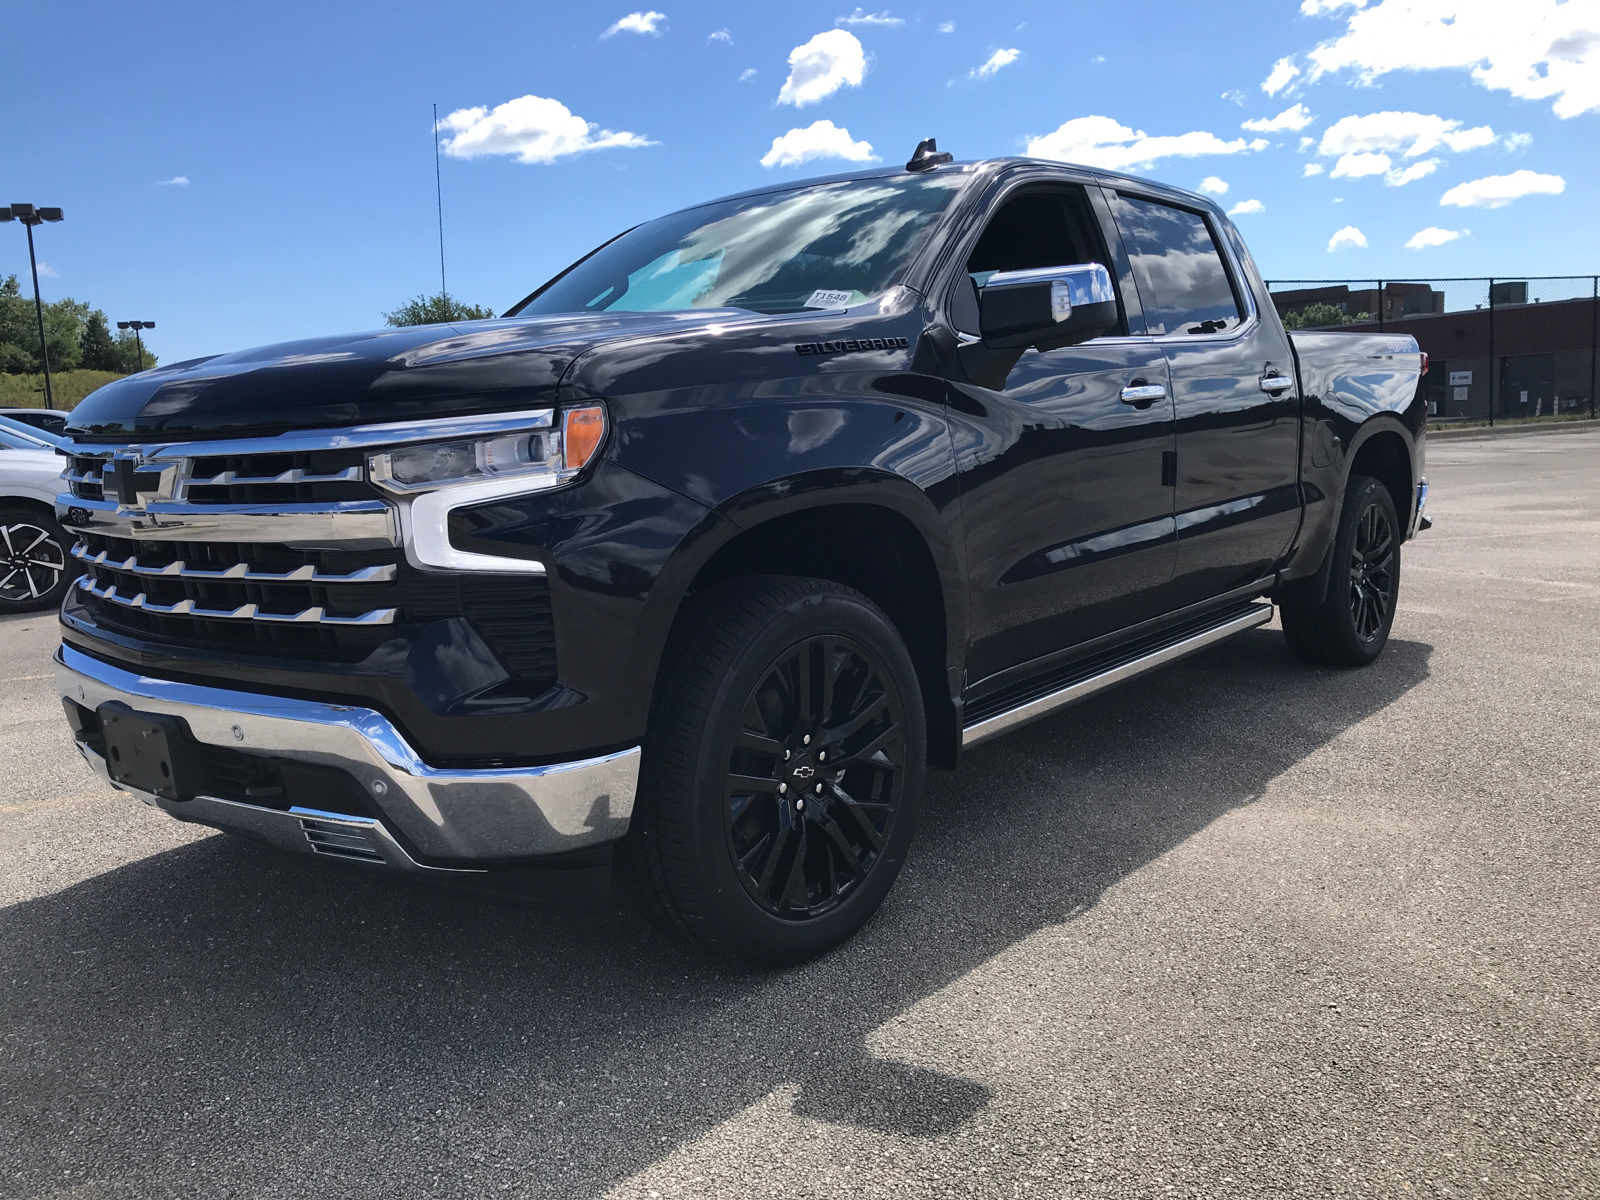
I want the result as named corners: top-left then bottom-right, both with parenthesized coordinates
top-left (723, 633), bottom-right (905, 920)
top-left (1279, 474), bottom-right (1401, 667)
top-left (621, 576), bottom-right (926, 964)
top-left (0, 511), bottom-right (71, 613)
top-left (1348, 499), bottom-right (1396, 643)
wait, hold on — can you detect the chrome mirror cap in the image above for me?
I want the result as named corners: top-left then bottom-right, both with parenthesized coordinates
top-left (978, 263), bottom-right (1119, 350)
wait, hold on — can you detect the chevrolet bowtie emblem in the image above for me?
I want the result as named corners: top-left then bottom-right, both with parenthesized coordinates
top-left (791, 765), bottom-right (815, 780)
top-left (109, 452), bottom-right (176, 511)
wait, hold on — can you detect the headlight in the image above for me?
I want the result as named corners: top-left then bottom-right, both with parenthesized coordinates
top-left (368, 405), bottom-right (606, 493)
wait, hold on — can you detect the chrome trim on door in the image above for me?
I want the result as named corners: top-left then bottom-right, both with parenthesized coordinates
top-left (56, 643), bottom-right (640, 860)
top-left (962, 603), bottom-right (1274, 748)
top-left (1119, 384), bottom-right (1167, 404)
top-left (1259, 373), bottom-right (1295, 393)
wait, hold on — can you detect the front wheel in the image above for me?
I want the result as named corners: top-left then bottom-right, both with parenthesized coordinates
top-left (620, 576), bottom-right (926, 965)
top-left (0, 507), bottom-right (73, 615)
top-left (1280, 475), bottom-right (1401, 667)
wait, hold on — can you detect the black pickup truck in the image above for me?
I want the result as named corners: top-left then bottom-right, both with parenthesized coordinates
top-left (54, 142), bottom-right (1427, 963)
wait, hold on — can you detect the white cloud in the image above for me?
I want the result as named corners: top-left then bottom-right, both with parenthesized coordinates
top-left (1262, 56), bottom-right (1300, 95)
top-left (938, 20), bottom-right (954, 33)
top-left (1440, 170), bottom-right (1566, 208)
top-left (1328, 225), bottom-right (1367, 251)
top-left (739, 67), bottom-right (757, 81)
top-left (1406, 226), bottom-right (1466, 249)
top-left (1228, 199), bottom-right (1265, 215)
top-left (1331, 151), bottom-right (1390, 178)
top-left (778, 30), bottom-right (867, 107)
top-left (156, 175), bottom-right (190, 187)
top-left (708, 28), bottom-right (731, 44)
top-left (837, 8), bottom-right (903, 25)
top-left (1504, 131), bottom-right (1533, 150)
top-left (601, 10), bottom-right (666, 38)
top-left (35, 262), bottom-right (57, 278)
top-left (1093, 55), bottom-right (1107, 64)
top-left (1026, 115), bottom-right (1266, 171)
top-left (1302, 0), bottom-right (1365, 12)
top-left (1304, 162), bottom-right (1325, 175)
top-left (1198, 176), bottom-right (1229, 194)
top-left (1243, 103), bottom-right (1314, 132)
top-left (1308, 0), bottom-right (1600, 119)
top-left (1221, 88), bottom-right (1247, 105)
top-left (1385, 157), bottom-right (1439, 186)
top-left (438, 96), bottom-right (653, 164)
top-left (973, 49), bottom-right (1020, 78)
top-left (1299, 135), bottom-right (1315, 152)
top-left (1318, 111), bottom-right (1496, 159)
top-left (760, 120), bottom-right (877, 168)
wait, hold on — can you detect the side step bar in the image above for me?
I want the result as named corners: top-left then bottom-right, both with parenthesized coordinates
top-left (962, 602), bottom-right (1274, 748)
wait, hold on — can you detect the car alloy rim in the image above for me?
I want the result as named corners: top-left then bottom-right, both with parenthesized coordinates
top-left (0, 522), bottom-right (65, 604)
top-left (722, 633), bottom-right (905, 921)
top-left (1348, 501), bottom-right (1395, 642)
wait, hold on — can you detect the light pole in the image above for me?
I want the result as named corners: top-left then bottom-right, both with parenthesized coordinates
top-left (117, 320), bottom-right (156, 373)
top-left (0, 203), bottom-right (66, 410)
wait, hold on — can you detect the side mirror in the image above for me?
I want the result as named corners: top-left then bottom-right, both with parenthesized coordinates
top-left (978, 262), bottom-right (1118, 350)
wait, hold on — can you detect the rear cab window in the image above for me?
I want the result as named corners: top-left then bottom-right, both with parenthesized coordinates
top-left (1109, 194), bottom-right (1243, 337)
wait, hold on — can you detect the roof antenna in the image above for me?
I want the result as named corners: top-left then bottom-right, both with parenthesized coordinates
top-left (906, 137), bottom-right (954, 172)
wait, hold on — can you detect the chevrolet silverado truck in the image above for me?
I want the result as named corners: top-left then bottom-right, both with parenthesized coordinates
top-left (53, 141), bottom-right (1427, 963)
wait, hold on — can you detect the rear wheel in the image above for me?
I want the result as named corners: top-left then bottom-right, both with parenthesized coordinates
top-left (0, 507), bottom-right (72, 615)
top-left (620, 576), bottom-right (926, 965)
top-left (1280, 475), bottom-right (1400, 667)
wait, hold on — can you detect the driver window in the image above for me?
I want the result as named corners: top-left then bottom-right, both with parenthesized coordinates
top-left (951, 186), bottom-right (1121, 337)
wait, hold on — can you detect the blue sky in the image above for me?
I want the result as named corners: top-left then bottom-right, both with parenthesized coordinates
top-left (4, 0), bottom-right (1597, 364)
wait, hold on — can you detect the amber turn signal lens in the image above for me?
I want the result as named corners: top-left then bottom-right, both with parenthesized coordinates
top-left (563, 406), bottom-right (606, 470)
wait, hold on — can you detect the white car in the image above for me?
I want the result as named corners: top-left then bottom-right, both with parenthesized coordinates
top-left (0, 416), bottom-right (71, 613)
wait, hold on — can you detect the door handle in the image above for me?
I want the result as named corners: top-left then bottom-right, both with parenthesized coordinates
top-left (1119, 383), bottom-right (1167, 407)
top-left (1259, 373), bottom-right (1294, 394)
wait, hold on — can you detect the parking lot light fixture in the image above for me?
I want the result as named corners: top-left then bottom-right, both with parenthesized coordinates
top-left (0, 203), bottom-right (66, 410)
top-left (117, 320), bottom-right (156, 373)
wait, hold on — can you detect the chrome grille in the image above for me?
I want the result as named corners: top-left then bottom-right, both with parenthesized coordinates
top-left (66, 447), bottom-right (372, 506)
top-left (59, 430), bottom-right (558, 684)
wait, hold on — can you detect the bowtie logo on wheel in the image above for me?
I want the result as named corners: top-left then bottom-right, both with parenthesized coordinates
top-left (109, 452), bottom-right (179, 512)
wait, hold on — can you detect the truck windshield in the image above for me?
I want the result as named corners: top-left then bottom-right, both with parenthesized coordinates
top-left (511, 174), bottom-right (968, 317)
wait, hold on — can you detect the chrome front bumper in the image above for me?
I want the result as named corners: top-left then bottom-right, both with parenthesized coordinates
top-left (55, 643), bottom-right (640, 872)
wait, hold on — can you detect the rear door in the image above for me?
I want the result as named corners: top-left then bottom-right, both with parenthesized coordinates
top-left (944, 178), bottom-right (1177, 684)
top-left (1105, 191), bottom-right (1300, 605)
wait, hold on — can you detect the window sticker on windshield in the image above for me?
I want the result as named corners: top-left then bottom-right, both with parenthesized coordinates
top-left (804, 289), bottom-right (855, 309)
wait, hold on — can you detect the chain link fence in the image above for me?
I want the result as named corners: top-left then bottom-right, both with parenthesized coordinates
top-left (1263, 276), bottom-right (1600, 425)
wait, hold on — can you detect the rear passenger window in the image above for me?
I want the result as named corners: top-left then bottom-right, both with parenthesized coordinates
top-left (1110, 195), bottom-right (1242, 336)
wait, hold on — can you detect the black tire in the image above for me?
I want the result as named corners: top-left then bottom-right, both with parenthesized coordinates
top-left (1280, 475), bottom-right (1400, 667)
top-left (0, 506), bottom-right (73, 615)
top-left (619, 576), bottom-right (926, 965)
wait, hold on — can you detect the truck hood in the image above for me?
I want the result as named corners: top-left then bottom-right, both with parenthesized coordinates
top-left (65, 309), bottom-right (750, 442)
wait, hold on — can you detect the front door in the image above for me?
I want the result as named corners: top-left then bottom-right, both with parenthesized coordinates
top-left (943, 182), bottom-right (1178, 685)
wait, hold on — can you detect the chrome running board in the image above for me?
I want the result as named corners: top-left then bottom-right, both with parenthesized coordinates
top-left (962, 602), bottom-right (1274, 748)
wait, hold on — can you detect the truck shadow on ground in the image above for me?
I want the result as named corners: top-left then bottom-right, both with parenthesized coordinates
top-left (1, 630), bottom-right (1431, 1200)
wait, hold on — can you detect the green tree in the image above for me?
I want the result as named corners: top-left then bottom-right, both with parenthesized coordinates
top-left (115, 328), bottom-right (157, 372)
top-left (78, 310), bottom-right (122, 372)
top-left (0, 275), bottom-right (93, 373)
top-left (1282, 302), bottom-right (1375, 330)
top-left (383, 292), bottom-right (497, 327)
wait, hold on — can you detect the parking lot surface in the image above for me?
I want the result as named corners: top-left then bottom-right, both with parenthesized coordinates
top-left (3, 430), bottom-right (1597, 1199)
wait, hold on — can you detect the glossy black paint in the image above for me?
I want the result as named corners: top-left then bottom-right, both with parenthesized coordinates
top-left (59, 157), bottom-right (1425, 782)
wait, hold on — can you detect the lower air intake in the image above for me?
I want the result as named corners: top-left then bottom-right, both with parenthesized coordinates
top-left (300, 816), bottom-right (385, 864)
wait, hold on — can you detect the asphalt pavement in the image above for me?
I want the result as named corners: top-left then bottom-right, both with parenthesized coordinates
top-left (2, 429), bottom-right (1597, 1199)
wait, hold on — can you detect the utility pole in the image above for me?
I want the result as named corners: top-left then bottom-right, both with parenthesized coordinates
top-left (0, 203), bottom-right (66, 410)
